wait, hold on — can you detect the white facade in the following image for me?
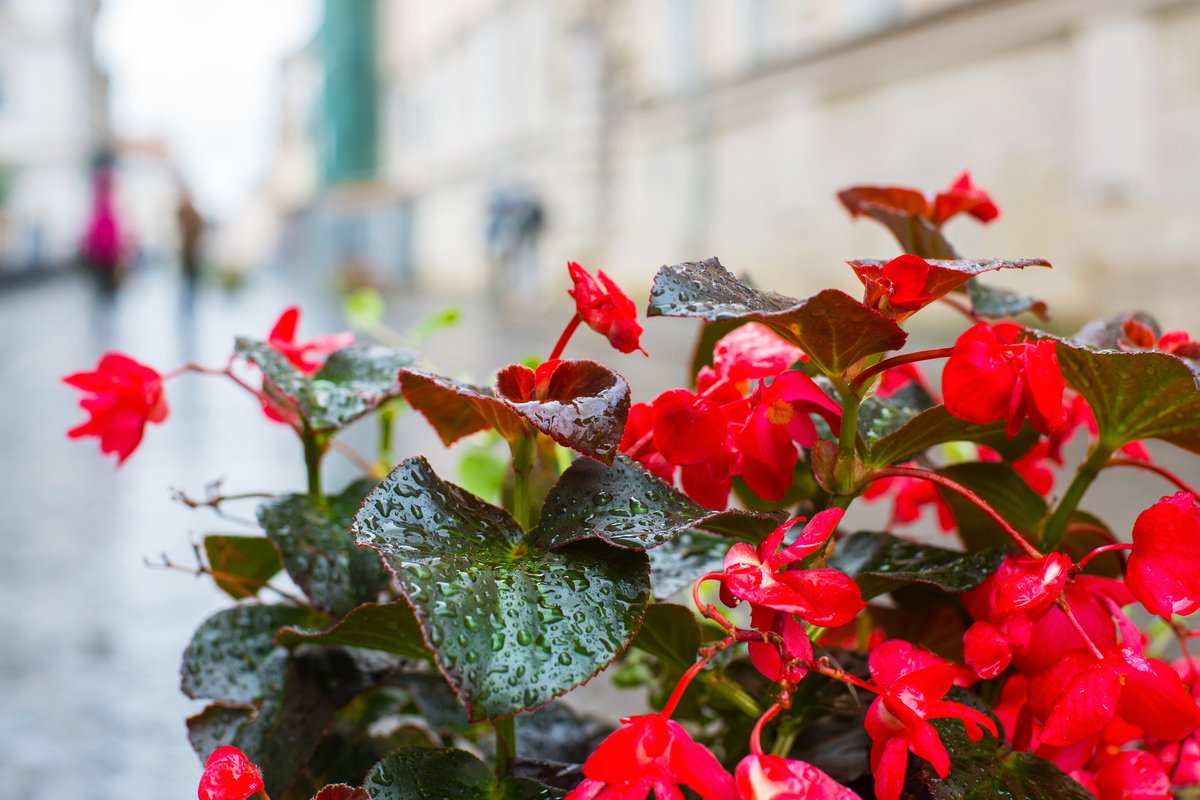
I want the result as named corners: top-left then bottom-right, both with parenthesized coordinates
top-left (0, 0), bottom-right (106, 271)
top-left (373, 0), bottom-right (1200, 329)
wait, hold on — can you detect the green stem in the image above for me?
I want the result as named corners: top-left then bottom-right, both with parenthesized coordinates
top-left (1042, 442), bottom-right (1114, 550)
top-left (831, 376), bottom-right (863, 496)
top-left (302, 429), bottom-right (328, 507)
top-left (510, 435), bottom-right (536, 531)
top-left (376, 401), bottom-right (397, 473)
top-left (492, 716), bottom-right (516, 781)
top-left (771, 725), bottom-right (799, 758)
top-left (696, 671), bottom-right (761, 719)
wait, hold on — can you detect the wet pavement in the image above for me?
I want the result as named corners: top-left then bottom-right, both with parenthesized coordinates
top-left (1, 266), bottom-right (1196, 797)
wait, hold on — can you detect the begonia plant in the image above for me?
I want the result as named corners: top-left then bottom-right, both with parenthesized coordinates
top-left (67, 173), bottom-right (1200, 800)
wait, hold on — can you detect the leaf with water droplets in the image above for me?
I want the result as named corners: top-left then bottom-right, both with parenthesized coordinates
top-left (203, 534), bottom-right (283, 599)
top-left (276, 601), bottom-right (431, 661)
top-left (1050, 334), bottom-right (1200, 453)
top-left (648, 258), bottom-right (907, 375)
top-left (236, 340), bottom-right (417, 433)
top-left (363, 748), bottom-right (565, 799)
top-left (966, 280), bottom-right (1049, 321)
top-left (353, 457), bottom-right (651, 721)
top-left (922, 700), bottom-right (1093, 800)
top-left (829, 531), bottom-right (1004, 600)
top-left (856, 382), bottom-right (936, 449)
top-left (531, 455), bottom-right (779, 550)
top-left (630, 603), bottom-right (702, 668)
top-left (647, 530), bottom-right (732, 600)
top-left (259, 479), bottom-right (393, 617)
top-left (181, 604), bottom-right (328, 704)
top-left (865, 406), bottom-right (1039, 468)
top-left (400, 360), bottom-right (631, 465)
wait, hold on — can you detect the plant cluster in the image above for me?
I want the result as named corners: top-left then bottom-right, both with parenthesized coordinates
top-left (66, 172), bottom-right (1200, 800)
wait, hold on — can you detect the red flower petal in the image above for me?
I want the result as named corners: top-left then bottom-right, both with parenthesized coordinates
top-left (198, 746), bottom-right (264, 800)
top-left (1126, 493), bottom-right (1200, 617)
top-left (735, 754), bottom-right (862, 799)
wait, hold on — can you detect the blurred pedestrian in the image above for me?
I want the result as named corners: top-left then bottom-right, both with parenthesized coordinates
top-left (80, 166), bottom-right (126, 295)
top-left (176, 189), bottom-right (205, 288)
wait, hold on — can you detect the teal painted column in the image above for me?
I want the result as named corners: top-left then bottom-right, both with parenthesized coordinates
top-left (319, 0), bottom-right (378, 184)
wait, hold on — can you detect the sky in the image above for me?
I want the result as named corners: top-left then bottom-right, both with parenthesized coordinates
top-left (95, 0), bottom-right (320, 220)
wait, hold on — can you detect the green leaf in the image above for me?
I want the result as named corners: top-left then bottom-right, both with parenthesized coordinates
top-left (259, 479), bottom-right (393, 617)
top-left (457, 437), bottom-right (508, 504)
top-left (203, 534), bottom-right (283, 599)
top-left (1052, 335), bottom-right (1200, 453)
top-left (923, 714), bottom-right (1094, 800)
top-left (236, 340), bottom-right (417, 432)
top-left (399, 360), bottom-right (631, 465)
top-left (410, 305), bottom-right (462, 342)
top-left (646, 530), bottom-right (732, 600)
top-left (647, 258), bottom-right (907, 375)
top-left (313, 786), bottom-right (371, 800)
top-left (630, 603), bottom-right (701, 668)
top-left (343, 288), bottom-right (386, 331)
top-left (865, 406), bottom-right (1039, 468)
top-left (936, 462), bottom-right (1047, 552)
top-left (531, 455), bottom-right (778, 550)
top-left (363, 748), bottom-right (564, 800)
top-left (181, 604), bottom-right (327, 704)
top-left (966, 280), bottom-right (1049, 321)
top-left (1061, 510), bottom-right (1123, 578)
top-left (277, 601), bottom-right (431, 661)
top-left (856, 382), bottom-right (936, 449)
top-left (516, 703), bottom-right (614, 766)
top-left (829, 531), bottom-right (1004, 600)
top-left (353, 457), bottom-right (651, 720)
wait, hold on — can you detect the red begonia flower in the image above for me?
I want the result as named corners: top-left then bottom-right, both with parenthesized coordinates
top-left (711, 322), bottom-right (804, 385)
top-left (267, 306), bottom-right (354, 375)
top-left (962, 616), bottom-right (1033, 680)
top-left (567, 261), bottom-right (646, 355)
top-left (988, 553), bottom-right (1073, 622)
top-left (1126, 492), bottom-right (1200, 617)
top-left (198, 746), bottom-right (264, 800)
top-left (859, 254), bottom-right (934, 316)
top-left (942, 322), bottom-right (1065, 436)
top-left (865, 642), bottom-right (998, 800)
top-left (747, 605), bottom-right (813, 685)
top-left (862, 469), bottom-right (955, 532)
top-left (1121, 319), bottom-right (1200, 361)
top-left (64, 353), bottom-right (168, 464)
top-left (735, 754), bottom-right (862, 799)
top-left (651, 389), bottom-right (731, 467)
top-left (620, 402), bottom-right (674, 482)
top-left (930, 171), bottom-right (1000, 226)
top-left (567, 713), bottom-right (737, 800)
top-left (737, 371), bottom-right (841, 501)
top-left (1094, 750), bottom-right (1171, 800)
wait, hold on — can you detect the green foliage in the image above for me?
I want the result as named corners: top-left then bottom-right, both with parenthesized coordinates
top-left (830, 531), bottom-right (1005, 600)
top-left (203, 534), bottom-right (283, 599)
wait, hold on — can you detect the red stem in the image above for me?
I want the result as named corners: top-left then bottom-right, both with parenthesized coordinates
top-left (548, 314), bottom-right (582, 362)
top-left (660, 636), bottom-right (735, 719)
top-left (1105, 458), bottom-right (1199, 496)
top-left (1175, 623), bottom-right (1199, 695)
top-left (1057, 597), bottom-right (1104, 660)
top-left (850, 347), bottom-right (955, 393)
top-left (750, 703), bottom-right (785, 756)
top-left (692, 572), bottom-right (734, 632)
top-left (870, 465), bottom-right (1042, 558)
top-left (1076, 542), bottom-right (1132, 571)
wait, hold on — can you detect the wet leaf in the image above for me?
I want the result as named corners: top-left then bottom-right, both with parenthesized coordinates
top-left (203, 534), bottom-right (283, 599)
top-left (936, 462), bottom-right (1048, 552)
top-left (648, 258), bottom-right (907, 376)
top-left (258, 479), bottom-right (392, 617)
top-left (1051, 335), bottom-right (1200, 454)
top-left (847, 258), bottom-right (1050, 311)
top-left (829, 531), bottom-right (1004, 600)
top-left (353, 457), bottom-right (651, 721)
top-left (865, 406), bottom-right (1039, 468)
top-left (400, 360), bottom-right (631, 465)
top-left (531, 455), bottom-right (778, 550)
top-left (630, 603), bottom-right (701, 668)
top-left (236, 340), bottom-right (417, 433)
top-left (647, 530), bottom-right (732, 600)
top-left (856, 382), bottom-right (936, 449)
top-left (277, 601), bottom-right (431, 661)
top-left (517, 703), bottom-right (613, 765)
top-left (966, 280), bottom-right (1049, 321)
top-left (364, 748), bottom-right (565, 800)
top-left (923, 713), bottom-right (1094, 800)
top-left (181, 604), bottom-right (327, 704)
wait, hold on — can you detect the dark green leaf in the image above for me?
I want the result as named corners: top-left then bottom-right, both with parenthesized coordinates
top-left (1052, 335), bottom-right (1200, 453)
top-left (966, 280), bottom-right (1049, 321)
top-left (829, 531), bottom-right (1004, 600)
top-left (936, 463), bottom-right (1047, 552)
top-left (865, 406), bottom-right (1039, 468)
top-left (353, 458), bottom-right (651, 720)
top-left (849, 201), bottom-right (959, 260)
top-left (923, 714), bottom-right (1094, 800)
top-left (258, 479), bottom-right (392, 617)
top-left (181, 604), bottom-right (327, 703)
top-left (312, 786), bottom-right (371, 800)
top-left (363, 748), bottom-right (565, 800)
top-left (517, 703), bottom-right (613, 765)
top-left (203, 534), bottom-right (283, 599)
top-left (1061, 511), bottom-right (1123, 578)
top-left (236, 340), bottom-right (417, 433)
top-left (531, 455), bottom-right (778, 550)
top-left (277, 601), bottom-right (431, 661)
top-left (630, 603), bottom-right (701, 668)
top-left (646, 530), bottom-right (732, 600)
top-left (648, 258), bottom-right (907, 375)
top-left (400, 361), bottom-right (631, 465)
top-left (856, 382), bottom-right (935, 449)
